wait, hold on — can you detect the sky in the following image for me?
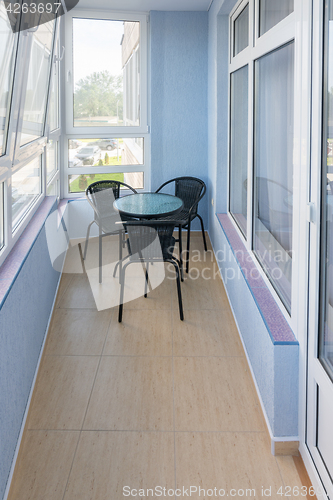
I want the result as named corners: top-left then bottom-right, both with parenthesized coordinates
top-left (72, 18), bottom-right (125, 87)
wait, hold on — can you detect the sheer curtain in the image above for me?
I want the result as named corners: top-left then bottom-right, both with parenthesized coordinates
top-left (253, 42), bottom-right (294, 311)
top-left (230, 65), bottom-right (248, 237)
top-left (259, 0), bottom-right (294, 36)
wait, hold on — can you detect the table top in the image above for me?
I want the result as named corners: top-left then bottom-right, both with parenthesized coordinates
top-left (113, 193), bottom-right (184, 219)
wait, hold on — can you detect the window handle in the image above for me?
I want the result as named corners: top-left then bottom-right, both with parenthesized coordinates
top-left (54, 46), bottom-right (65, 63)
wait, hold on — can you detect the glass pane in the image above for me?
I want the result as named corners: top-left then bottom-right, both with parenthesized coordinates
top-left (48, 55), bottom-right (59, 132)
top-left (0, 183), bottom-right (4, 250)
top-left (20, 20), bottom-right (55, 147)
top-left (0, 2), bottom-right (18, 156)
top-left (12, 156), bottom-right (41, 228)
top-left (47, 179), bottom-right (58, 196)
top-left (230, 65), bottom-right (248, 237)
top-left (68, 138), bottom-right (144, 167)
top-left (68, 172), bottom-right (144, 193)
top-left (234, 4), bottom-right (249, 56)
top-left (253, 42), bottom-right (294, 312)
top-left (73, 18), bottom-right (140, 127)
top-left (47, 139), bottom-right (58, 183)
top-left (319, 0), bottom-right (333, 381)
top-left (259, 0), bottom-right (293, 36)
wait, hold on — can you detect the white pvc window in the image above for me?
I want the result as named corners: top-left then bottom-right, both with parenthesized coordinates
top-left (20, 20), bottom-right (56, 147)
top-left (0, 14), bottom-right (60, 267)
top-left (12, 155), bottom-right (42, 230)
top-left (228, 0), bottom-right (297, 318)
top-left (229, 65), bottom-right (248, 237)
top-left (64, 10), bottom-right (149, 197)
top-left (0, 3), bottom-right (18, 157)
top-left (253, 42), bottom-right (294, 311)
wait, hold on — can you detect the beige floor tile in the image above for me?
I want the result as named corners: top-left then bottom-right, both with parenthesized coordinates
top-left (174, 357), bottom-right (264, 431)
top-left (124, 269), bottom-right (172, 311)
top-left (57, 274), bottom-right (97, 309)
top-left (83, 356), bottom-right (173, 431)
top-left (103, 310), bottom-right (172, 356)
top-left (64, 431), bottom-right (175, 500)
top-left (27, 356), bottom-right (99, 430)
top-left (173, 308), bottom-right (243, 357)
top-left (172, 273), bottom-right (229, 311)
top-left (45, 308), bottom-right (112, 356)
top-left (62, 240), bottom-right (85, 274)
top-left (175, 432), bottom-right (284, 500)
top-left (55, 273), bottom-right (74, 306)
top-left (8, 430), bottom-right (79, 500)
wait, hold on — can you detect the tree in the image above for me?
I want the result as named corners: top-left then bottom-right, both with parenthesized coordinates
top-left (78, 175), bottom-right (88, 192)
top-left (74, 71), bottom-right (123, 121)
top-left (104, 153), bottom-right (110, 165)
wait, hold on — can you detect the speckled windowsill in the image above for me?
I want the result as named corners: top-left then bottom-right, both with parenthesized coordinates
top-left (217, 213), bottom-right (298, 345)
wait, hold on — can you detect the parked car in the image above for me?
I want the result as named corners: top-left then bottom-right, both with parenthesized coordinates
top-left (75, 146), bottom-right (102, 165)
top-left (68, 139), bottom-right (82, 149)
top-left (68, 157), bottom-right (82, 168)
top-left (90, 139), bottom-right (117, 151)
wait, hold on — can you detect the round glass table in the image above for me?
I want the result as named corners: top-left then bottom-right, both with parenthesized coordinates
top-left (113, 193), bottom-right (184, 219)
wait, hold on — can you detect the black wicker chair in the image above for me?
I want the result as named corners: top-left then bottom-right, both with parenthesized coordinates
top-left (155, 176), bottom-right (207, 273)
top-left (118, 220), bottom-right (184, 322)
top-left (83, 180), bottom-right (137, 283)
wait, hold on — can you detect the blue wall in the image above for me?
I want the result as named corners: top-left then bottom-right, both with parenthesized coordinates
top-left (150, 11), bottom-right (209, 229)
top-left (0, 202), bottom-right (61, 500)
top-left (207, 0), bottom-right (299, 440)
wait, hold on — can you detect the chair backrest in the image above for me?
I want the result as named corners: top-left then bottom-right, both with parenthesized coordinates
top-left (86, 180), bottom-right (137, 219)
top-left (125, 220), bottom-right (178, 261)
top-left (156, 177), bottom-right (206, 215)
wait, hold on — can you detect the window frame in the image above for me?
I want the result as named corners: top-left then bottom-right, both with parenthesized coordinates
top-left (0, 13), bottom-right (61, 268)
top-left (64, 10), bottom-right (148, 136)
top-left (63, 10), bottom-right (150, 198)
top-left (227, 0), bottom-right (302, 326)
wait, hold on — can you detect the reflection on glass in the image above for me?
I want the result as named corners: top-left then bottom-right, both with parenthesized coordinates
top-left (47, 140), bottom-right (58, 183)
top-left (12, 156), bottom-right (41, 228)
top-left (319, 0), bottom-right (333, 381)
top-left (234, 4), bottom-right (249, 56)
top-left (230, 66), bottom-right (248, 237)
top-left (20, 20), bottom-right (55, 147)
top-left (0, 183), bottom-right (4, 249)
top-left (68, 172), bottom-right (144, 193)
top-left (259, 0), bottom-right (293, 36)
top-left (0, 3), bottom-right (18, 156)
top-left (253, 42), bottom-right (294, 312)
top-left (68, 138), bottom-right (144, 167)
top-left (73, 18), bottom-right (140, 127)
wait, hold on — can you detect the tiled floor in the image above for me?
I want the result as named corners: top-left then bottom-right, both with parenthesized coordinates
top-left (8, 233), bottom-right (312, 500)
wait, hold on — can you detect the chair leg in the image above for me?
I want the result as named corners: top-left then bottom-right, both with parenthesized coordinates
top-left (83, 221), bottom-right (95, 260)
top-left (186, 220), bottom-right (191, 274)
top-left (178, 224), bottom-right (184, 281)
top-left (99, 226), bottom-right (102, 284)
top-left (144, 262), bottom-right (149, 298)
top-left (118, 262), bottom-right (129, 323)
top-left (118, 230), bottom-right (123, 284)
top-left (197, 214), bottom-right (207, 251)
top-left (169, 260), bottom-right (184, 320)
